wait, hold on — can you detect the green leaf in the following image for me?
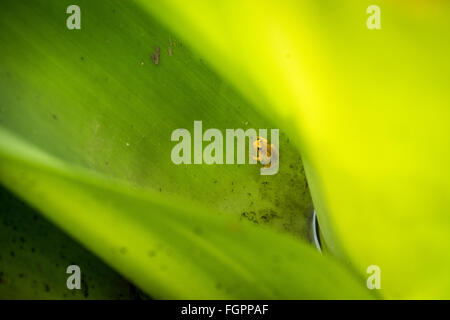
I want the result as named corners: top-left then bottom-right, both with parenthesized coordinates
top-left (0, 0), bottom-right (311, 239)
top-left (0, 0), bottom-right (372, 299)
top-left (0, 185), bottom-right (144, 299)
top-left (139, 0), bottom-right (450, 298)
top-left (0, 127), bottom-right (372, 299)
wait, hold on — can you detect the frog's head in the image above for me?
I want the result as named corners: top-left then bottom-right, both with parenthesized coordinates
top-left (253, 136), bottom-right (269, 152)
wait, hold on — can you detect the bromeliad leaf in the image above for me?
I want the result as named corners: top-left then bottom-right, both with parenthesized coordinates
top-left (0, 128), bottom-right (372, 299)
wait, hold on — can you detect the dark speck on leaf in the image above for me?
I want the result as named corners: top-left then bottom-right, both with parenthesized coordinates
top-left (44, 284), bottom-right (50, 292)
top-left (241, 211), bottom-right (257, 223)
top-left (120, 247), bottom-right (128, 254)
top-left (148, 250), bottom-right (156, 258)
top-left (52, 114), bottom-right (57, 120)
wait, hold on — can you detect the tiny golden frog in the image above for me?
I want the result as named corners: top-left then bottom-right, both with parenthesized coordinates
top-left (252, 136), bottom-right (279, 167)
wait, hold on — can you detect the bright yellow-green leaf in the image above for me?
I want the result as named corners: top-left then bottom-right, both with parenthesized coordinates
top-left (139, 0), bottom-right (450, 298)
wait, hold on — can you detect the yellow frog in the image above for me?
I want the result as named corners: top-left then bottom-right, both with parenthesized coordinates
top-left (252, 136), bottom-right (279, 167)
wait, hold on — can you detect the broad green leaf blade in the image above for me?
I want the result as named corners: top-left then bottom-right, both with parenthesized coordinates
top-left (0, 128), bottom-right (373, 299)
top-left (0, 0), bottom-right (373, 299)
top-left (0, 0), bottom-right (311, 240)
top-left (138, 0), bottom-right (450, 298)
